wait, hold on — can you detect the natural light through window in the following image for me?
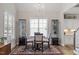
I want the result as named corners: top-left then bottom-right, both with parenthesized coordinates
top-left (30, 19), bottom-right (47, 37)
top-left (4, 12), bottom-right (15, 42)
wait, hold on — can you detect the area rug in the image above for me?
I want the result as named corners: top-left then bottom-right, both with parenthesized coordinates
top-left (10, 45), bottom-right (63, 55)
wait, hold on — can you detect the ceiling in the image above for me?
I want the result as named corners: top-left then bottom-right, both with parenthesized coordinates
top-left (65, 4), bottom-right (79, 14)
top-left (14, 3), bottom-right (78, 18)
top-left (65, 7), bottom-right (79, 14)
top-left (15, 3), bottom-right (64, 13)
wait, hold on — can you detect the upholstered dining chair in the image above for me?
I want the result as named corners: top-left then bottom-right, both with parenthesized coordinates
top-left (24, 36), bottom-right (34, 50)
top-left (34, 33), bottom-right (43, 52)
top-left (43, 34), bottom-right (51, 49)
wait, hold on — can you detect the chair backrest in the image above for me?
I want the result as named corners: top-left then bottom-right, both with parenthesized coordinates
top-left (34, 33), bottom-right (43, 42)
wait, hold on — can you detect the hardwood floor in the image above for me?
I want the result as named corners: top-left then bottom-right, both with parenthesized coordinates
top-left (58, 45), bottom-right (74, 55)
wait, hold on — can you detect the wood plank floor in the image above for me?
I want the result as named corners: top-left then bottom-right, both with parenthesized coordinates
top-left (58, 45), bottom-right (74, 55)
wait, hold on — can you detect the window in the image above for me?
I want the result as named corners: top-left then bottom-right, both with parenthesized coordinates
top-left (4, 12), bottom-right (15, 42)
top-left (30, 19), bottom-right (38, 36)
top-left (4, 12), bottom-right (8, 37)
top-left (30, 19), bottom-right (47, 37)
top-left (39, 19), bottom-right (47, 37)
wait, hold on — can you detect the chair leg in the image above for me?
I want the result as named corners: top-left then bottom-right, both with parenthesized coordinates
top-left (48, 42), bottom-right (50, 49)
top-left (42, 43), bottom-right (43, 52)
top-left (32, 42), bottom-right (33, 50)
top-left (34, 43), bottom-right (36, 51)
top-left (24, 44), bottom-right (27, 51)
top-left (26, 44), bottom-right (27, 49)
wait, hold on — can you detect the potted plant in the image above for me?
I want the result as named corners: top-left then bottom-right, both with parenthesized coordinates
top-left (0, 37), bottom-right (7, 44)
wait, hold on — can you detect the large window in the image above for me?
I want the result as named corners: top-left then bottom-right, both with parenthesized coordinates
top-left (30, 19), bottom-right (47, 37)
top-left (4, 12), bottom-right (15, 42)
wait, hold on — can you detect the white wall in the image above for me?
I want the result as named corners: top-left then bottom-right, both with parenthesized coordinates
top-left (0, 4), bottom-right (16, 49)
top-left (0, 4), bottom-right (4, 37)
top-left (62, 3), bottom-right (77, 12)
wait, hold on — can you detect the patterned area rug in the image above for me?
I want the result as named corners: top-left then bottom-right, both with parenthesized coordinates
top-left (10, 45), bottom-right (63, 55)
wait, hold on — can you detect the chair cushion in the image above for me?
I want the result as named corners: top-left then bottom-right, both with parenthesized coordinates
top-left (27, 38), bottom-right (33, 41)
top-left (43, 38), bottom-right (49, 41)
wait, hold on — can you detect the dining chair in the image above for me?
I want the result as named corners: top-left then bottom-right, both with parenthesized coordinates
top-left (34, 33), bottom-right (43, 52)
top-left (24, 36), bottom-right (33, 50)
top-left (43, 34), bottom-right (51, 49)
